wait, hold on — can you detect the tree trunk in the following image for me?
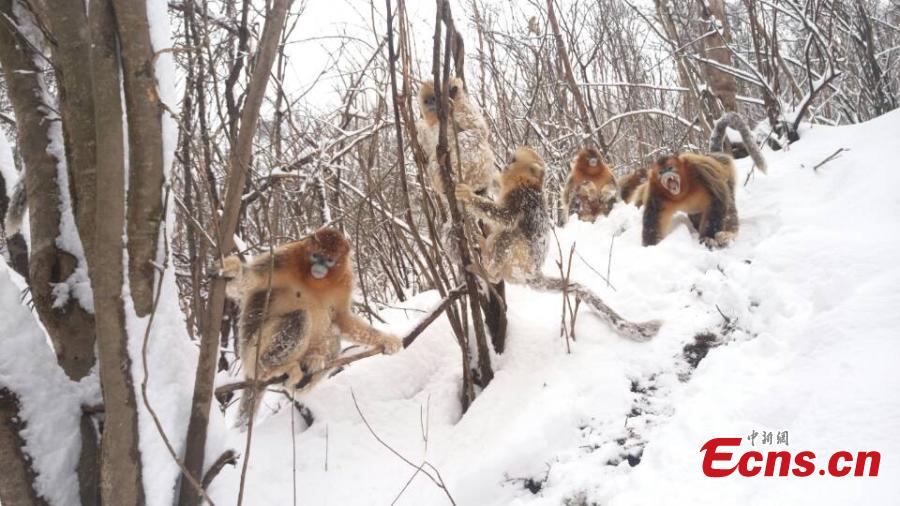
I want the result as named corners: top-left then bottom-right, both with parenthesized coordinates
top-left (113, 0), bottom-right (166, 317)
top-left (0, 2), bottom-right (102, 502)
top-left (179, 2), bottom-right (293, 504)
top-left (91, 0), bottom-right (145, 501)
top-left (41, 0), bottom-right (99, 262)
top-left (0, 0), bottom-right (96, 382)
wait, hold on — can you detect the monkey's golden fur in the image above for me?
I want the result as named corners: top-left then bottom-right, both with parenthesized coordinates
top-left (223, 228), bottom-right (401, 425)
top-left (569, 181), bottom-right (617, 222)
top-left (458, 147), bottom-right (663, 341)
top-left (455, 146), bottom-right (549, 284)
top-left (562, 147), bottom-right (617, 221)
top-left (641, 153), bottom-right (737, 248)
top-left (619, 167), bottom-right (649, 207)
top-left (417, 77), bottom-right (495, 196)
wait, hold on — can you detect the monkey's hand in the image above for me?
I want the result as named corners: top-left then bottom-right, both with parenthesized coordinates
top-left (301, 354), bottom-right (328, 374)
top-left (380, 334), bottom-right (403, 354)
top-left (455, 184), bottom-right (475, 203)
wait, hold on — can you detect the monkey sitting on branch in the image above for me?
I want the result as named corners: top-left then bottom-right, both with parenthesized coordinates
top-left (220, 228), bottom-right (402, 427)
top-left (641, 113), bottom-right (767, 248)
top-left (562, 147), bottom-right (618, 222)
top-left (455, 146), bottom-right (662, 342)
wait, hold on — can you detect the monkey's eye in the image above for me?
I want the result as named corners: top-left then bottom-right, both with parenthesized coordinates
top-left (449, 85), bottom-right (459, 98)
top-left (660, 165), bottom-right (675, 174)
top-left (425, 96), bottom-right (435, 105)
top-left (309, 253), bottom-right (322, 263)
top-left (324, 257), bottom-right (336, 267)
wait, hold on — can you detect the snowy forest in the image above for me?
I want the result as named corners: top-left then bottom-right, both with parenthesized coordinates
top-left (1, 0), bottom-right (899, 504)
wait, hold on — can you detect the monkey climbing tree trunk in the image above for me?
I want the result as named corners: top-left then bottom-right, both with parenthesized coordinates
top-left (179, 1), bottom-right (293, 504)
top-left (432, 0), bottom-right (494, 392)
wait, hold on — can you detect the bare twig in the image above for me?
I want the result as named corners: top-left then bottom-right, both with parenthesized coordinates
top-left (201, 450), bottom-right (238, 489)
top-left (351, 390), bottom-right (456, 505)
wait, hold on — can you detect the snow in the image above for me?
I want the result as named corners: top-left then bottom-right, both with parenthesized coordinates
top-left (0, 264), bottom-right (90, 506)
top-left (205, 109), bottom-right (900, 505)
top-left (0, 128), bottom-right (16, 199)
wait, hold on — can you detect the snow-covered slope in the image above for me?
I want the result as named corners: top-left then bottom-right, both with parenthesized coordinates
top-left (210, 110), bottom-right (900, 505)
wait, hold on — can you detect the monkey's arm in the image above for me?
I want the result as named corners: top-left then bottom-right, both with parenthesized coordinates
top-left (334, 309), bottom-right (402, 353)
top-left (455, 185), bottom-right (520, 226)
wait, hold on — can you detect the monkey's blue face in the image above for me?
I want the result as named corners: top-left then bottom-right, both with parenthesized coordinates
top-left (309, 252), bottom-right (337, 279)
top-left (424, 94), bottom-right (436, 112)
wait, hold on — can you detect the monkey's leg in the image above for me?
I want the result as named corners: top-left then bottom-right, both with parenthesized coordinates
top-left (642, 196), bottom-right (674, 246)
top-left (334, 311), bottom-right (402, 353)
top-left (258, 310), bottom-right (308, 370)
top-left (288, 327), bottom-right (340, 392)
top-left (700, 198), bottom-right (734, 248)
top-left (720, 193), bottom-right (740, 240)
top-left (237, 310), bottom-right (308, 428)
top-left (689, 213), bottom-right (704, 233)
top-left (481, 230), bottom-right (518, 283)
top-left (238, 290), bottom-right (272, 358)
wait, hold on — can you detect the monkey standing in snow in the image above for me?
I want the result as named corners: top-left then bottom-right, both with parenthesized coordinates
top-left (456, 147), bottom-right (662, 341)
top-left (641, 113), bottom-right (766, 248)
top-left (222, 228), bottom-right (402, 426)
top-left (562, 147), bottom-right (618, 222)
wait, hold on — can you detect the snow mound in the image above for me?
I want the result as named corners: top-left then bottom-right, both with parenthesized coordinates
top-left (207, 110), bottom-right (900, 505)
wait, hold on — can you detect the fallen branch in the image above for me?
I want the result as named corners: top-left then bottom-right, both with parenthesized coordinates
top-left (810, 148), bottom-right (848, 172)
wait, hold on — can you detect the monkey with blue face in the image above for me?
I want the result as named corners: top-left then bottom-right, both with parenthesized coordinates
top-left (416, 76), bottom-right (495, 197)
top-left (221, 228), bottom-right (402, 427)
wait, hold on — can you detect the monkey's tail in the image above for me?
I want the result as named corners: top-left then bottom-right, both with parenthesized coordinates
top-left (4, 177), bottom-right (26, 236)
top-left (527, 275), bottom-right (662, 342)
top-left (708, 112), bottom-right (767, 174)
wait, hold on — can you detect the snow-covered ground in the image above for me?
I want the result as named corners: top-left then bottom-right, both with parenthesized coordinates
top-left (205, 110), bottom-right (900, 505)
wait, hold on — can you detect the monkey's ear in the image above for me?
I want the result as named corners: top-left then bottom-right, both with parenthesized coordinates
top-left (528, 163), bottom-right (545, 179)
